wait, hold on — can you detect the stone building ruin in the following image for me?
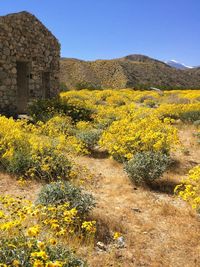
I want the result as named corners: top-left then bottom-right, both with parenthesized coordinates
top-left (0, 11), bottom-right (60, 114)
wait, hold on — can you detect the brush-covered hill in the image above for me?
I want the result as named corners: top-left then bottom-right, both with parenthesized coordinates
top-left (59, 54), bottom-right (200, 90)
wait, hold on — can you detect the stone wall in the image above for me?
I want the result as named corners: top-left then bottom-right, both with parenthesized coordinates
top-left (0, 11), bottom-right (60, 114)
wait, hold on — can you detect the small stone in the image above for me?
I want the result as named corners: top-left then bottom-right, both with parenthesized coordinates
top-left (96, 241), bottom-right (107, 251)
top-left (116, 236), bottom-right (126, 248)
top-left (132, 208), bottom-right (141, 213)
top-left (115, 250), bottom-right (123, 259)
top-left (143, 231), bottom-right (148, 234)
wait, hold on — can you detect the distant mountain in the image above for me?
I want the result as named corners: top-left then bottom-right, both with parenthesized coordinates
top-left (165, 60), bottom-right (194, 70)
top-left (59, 54), bottom-right (200, 90)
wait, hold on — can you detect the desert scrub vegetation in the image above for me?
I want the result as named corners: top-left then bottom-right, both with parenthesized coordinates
top-left (36, 181), bottom-right (95, 217)
top-left (75, 121), bottom-right (103, 151)
top-left (59, 89), bottom-right (200, 187)
top-left (1, 89), bottom-right (199, 181)
top-left (0, 115), bottom-right (89, 181)
top-left (0, 236), bottom-right (86, 267)
top-left (124, 151), bottom-right (170, 185)
top-left (99, 116), bottom-right (178, 162)
top-left (0, 89), bottom-right (200, 265)
top-left (0, 114), bottom-right (97, 265)
top-left (0, 191), bottom-right (95, 266)
top-left (28, 97), bottom-right (94, 123)
top-left (175, 165), bottom-right (200, 211)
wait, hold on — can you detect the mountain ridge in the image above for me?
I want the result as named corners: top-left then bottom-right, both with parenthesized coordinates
top-left (59, 54), bottom-right (200, 90)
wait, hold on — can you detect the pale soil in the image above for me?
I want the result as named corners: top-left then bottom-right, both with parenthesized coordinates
top-left (0, 172), bottom-right (41, 201)
top-left (0, 125), bottom-right (200, 266)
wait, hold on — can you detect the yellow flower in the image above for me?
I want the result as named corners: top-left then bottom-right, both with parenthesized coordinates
top-left (12, 260), bottom-right (20, 267)
top-left (27, 225), bottom-right (40, 237)
top-left (113, 232), bottom-right (122, 240)
top-left (33, 259), bottom-right (44, 267)
top-left (37, 241), bottom-right (45, 250)
top-left (31, 251), bottom-right (48, 260)
top-left (175, 165), bottom-right (200, 211)
top-left (81, 221), bottom-right (96, 234)
top-left (49, 238), bottom-right (57, 246)
top-left (45, 261), bottom-right (62, 267)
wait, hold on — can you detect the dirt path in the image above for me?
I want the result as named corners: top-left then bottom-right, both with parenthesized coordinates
top-left (178, 124), bottom-right (200, 165)
top-left (0, 172), bottom-right (41, 201)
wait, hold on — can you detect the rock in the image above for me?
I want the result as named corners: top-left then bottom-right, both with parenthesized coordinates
top-left (96, 241), bottom-right (107, 251)
top-left (115, 250), bottom-right (123, 259)
top-left (132, 208), bottom-right (142, 213)
top-left (116, 236), bottom-right (126, 248)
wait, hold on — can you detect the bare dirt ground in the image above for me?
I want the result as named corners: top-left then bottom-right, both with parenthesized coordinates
top-left (0, 172), bottom-right (41, 201)
top-left (0, 125), bottom-right (199, 266)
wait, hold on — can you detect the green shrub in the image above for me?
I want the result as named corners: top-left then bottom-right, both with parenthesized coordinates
top-left (75, 82), bottom-right (102, 90)
top-left (193, 120), bottom-right (200, 126)
top-left (143, 99), bottom-right (157, 108)
top-left (28, 97), bottom-right (93, 123)
top-left (2, 144), bottom-right (72, 182)
top-left (60, 82), bottom-right (69, 92)
top-left (196, 132), bottom-right (200, 144)
top-left (36, 181), bottom-right (95, 217)
top-left (29, 149), bottom-right (72, 182)
top-left (76, 129), bottom-right (102, 150)
top-left (138, 95), bottom-right (155, 104)
top-left (28, 98), bottom-right (59, 122)
top-left (96, 117), bottom-right (117, 130)
top-left (180, 110), bottom-right (200, 122)
top-left (124, 151), bottom-right (170, 185)
top-left (0, 236), bottom-right (86, 267)
top-left (0, 105), bottom-right (17, 118)
top-left (6, 149), bottom-right (32, 175)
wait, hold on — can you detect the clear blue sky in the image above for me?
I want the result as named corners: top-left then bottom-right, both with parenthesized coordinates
top-left (1, 0), bottom-right (200, 66)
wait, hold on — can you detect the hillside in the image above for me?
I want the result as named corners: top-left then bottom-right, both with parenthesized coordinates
top-left (60, 55), bottom-right (200, 90)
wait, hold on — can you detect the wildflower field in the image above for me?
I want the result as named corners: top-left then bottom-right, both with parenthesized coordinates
top-left (0, 89), bottom-right (200, 266)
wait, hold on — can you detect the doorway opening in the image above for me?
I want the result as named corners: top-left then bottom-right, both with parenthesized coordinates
top-left (42, 72), bottom-right (50, 99)
top-left (16, 61), bottom-right (29, 113)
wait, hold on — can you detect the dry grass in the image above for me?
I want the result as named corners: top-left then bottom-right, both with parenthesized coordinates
top-left (0, 172), bottom-right (41, 201)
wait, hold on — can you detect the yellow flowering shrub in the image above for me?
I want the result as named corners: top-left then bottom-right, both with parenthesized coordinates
top-left (2, 89), bottom-right (199, 178)
top-left (175, 165), bottom-right (200, 211)
top-left (60, 89), bottom-right (200, 107)
top-left (164, 90), bottom-right (200, 102)
top-left (155, 102), bottom-right (200, 121)
top-left (99, 115), bottom-right (178, 161)
top-left (0, 193), bottom-right (95, 266)
top-left (0, 88), bottom-right (200, 265)
top-left (36, 181), bottom-right (95, 217)
top-left (0, 117), bottom-right (26, 162)
top-left (0, 116), bottom-right (89, 181)
top-left (0, 236), bottom-right (86, 266)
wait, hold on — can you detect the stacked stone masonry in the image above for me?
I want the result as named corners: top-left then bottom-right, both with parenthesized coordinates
top-left (0, 11), bottom-right (60, 114)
